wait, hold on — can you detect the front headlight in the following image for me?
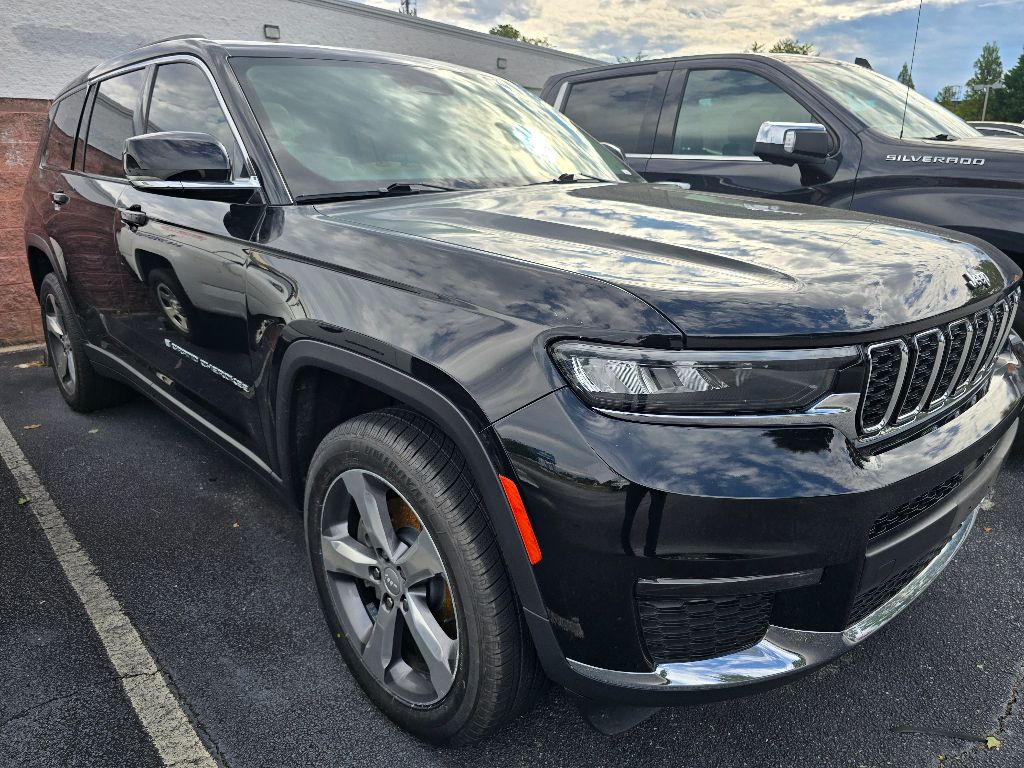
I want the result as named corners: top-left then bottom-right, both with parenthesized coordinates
top-left (550, 342), bottom-right (860, 415)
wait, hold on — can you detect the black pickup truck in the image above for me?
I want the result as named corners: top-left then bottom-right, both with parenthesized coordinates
top-left (542, 54), bottom-right (1024, 328)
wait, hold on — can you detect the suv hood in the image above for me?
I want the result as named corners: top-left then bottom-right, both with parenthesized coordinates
top-left (315, 182), bottom-right (1019, 340)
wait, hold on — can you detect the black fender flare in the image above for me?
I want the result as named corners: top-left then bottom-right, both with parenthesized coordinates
top-left (274, 338), bottom-right (556, 629)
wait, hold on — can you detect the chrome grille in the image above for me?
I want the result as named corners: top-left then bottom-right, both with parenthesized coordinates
top-left (859, 290), bottom-right (1018, 436)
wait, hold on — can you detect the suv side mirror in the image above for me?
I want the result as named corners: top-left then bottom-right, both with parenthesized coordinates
top-left (753, 122), bottom-right (830, 166)
top-left (124, 132), bottom-right (259, 198)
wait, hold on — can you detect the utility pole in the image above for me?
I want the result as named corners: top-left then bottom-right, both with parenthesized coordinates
top-left (980, 81), bottom-right (1005, 121)
top-left (399, 0), bottom-right (416, 15)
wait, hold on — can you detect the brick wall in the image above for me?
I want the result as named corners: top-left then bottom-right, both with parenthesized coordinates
top-left (0, 97), bottom-right (47, 346)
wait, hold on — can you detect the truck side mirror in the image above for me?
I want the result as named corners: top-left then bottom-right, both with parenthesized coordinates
top-left (754, 122), bottom-right (830, 167)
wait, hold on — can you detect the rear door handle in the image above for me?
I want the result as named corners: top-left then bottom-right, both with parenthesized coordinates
top-left (119, 207), bottom-right (148, 227)
top-left (51, 192), bottom-right (69, 206)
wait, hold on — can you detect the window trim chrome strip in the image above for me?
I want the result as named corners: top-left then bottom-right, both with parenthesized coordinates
top-left (625, 152), bottom-right (764, 162)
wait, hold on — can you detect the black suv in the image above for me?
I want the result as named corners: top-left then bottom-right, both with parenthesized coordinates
top-left (542, 54), bottom-right (1024, 331)
top-left (22, 39), bottom-right (1024, 744)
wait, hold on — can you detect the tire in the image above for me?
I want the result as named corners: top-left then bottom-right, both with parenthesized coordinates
top-left (39, 273), bottom-right (132, 412)
top-left (148, 267), bottom-right (198, 342)
top-left (305, 407), bottom-right (546, 745)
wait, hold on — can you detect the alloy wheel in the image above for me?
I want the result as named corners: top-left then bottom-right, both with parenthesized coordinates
top-left (319, 468), bottom-right (459, 705)
top-left (44, 293), bottom-right (76, 393)
top-left (156, 282), bottom-right (190, 334)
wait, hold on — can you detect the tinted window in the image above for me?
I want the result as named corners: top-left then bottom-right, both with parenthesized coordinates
top-left (673, 69), bottom-right (812, 156)
top-left (562, 74), bottom-right (659, 153)
top-left (83, 69), bottom-right (145, 178)
top-left (146, 63), bottom-right (241, 175)
top-left (44, 89), bottom-right (87, 169)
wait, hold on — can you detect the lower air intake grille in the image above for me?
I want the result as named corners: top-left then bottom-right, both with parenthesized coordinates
top-left (638, 593), bottom-right (774, 664)
top-left (848, 544), bottom-right (945, 626)
top-left (869, 472), bottom-right (964, 540)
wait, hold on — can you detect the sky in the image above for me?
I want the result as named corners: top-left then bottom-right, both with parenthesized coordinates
top-left (359, 0), bottom-right (1024, 98)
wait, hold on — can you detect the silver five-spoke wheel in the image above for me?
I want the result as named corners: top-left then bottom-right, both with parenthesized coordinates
top-left (320, 468), bottom-right (459, 705)
top-left (156, 282), bottom-right (190, 334)
top-left (44, 292), bottom-right (76, 393)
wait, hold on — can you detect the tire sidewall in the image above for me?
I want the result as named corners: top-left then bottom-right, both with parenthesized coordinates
top-left (304, 430), bottom-right (488, 743)
top-left (39, 273), bottom-right (82, 405)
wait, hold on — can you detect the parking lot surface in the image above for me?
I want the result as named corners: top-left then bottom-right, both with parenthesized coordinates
top-left (2, 345), bottom-right (1024, 768)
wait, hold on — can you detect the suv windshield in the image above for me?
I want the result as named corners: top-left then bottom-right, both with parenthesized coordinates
top-left (230, 57), bottom-right (638, 199)
top-left (787, 58), bottom-right (983, 141)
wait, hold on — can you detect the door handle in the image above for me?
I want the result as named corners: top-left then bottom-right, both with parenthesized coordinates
top-left (119, 206), bottom-right (148, 227)
top-left (51, 192), bottom-right (69, 206)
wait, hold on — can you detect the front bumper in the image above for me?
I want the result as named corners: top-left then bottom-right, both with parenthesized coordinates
top-left (492, 347), bottom-right (1023, 704)
top-left (567, 498), bottom-right (978, 693)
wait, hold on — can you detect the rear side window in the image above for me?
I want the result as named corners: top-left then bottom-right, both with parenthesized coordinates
top-left (562, 73), bottom-right (659, 153)
top-left (82, 69), bottom-right (145, 178)
top-left (146, 63), bottom-right (242, 176)
top-left (43, 89), bottom-right (87, 169)
top-left (673, 69), bottom-right (812, 156)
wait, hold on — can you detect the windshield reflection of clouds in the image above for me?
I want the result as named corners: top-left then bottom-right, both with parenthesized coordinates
top-left (232, 58), bottom-right (631, 196)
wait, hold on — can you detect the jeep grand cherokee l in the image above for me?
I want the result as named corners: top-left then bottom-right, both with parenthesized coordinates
top-left (542, 55), bottom-right (1024, 332)
top-left (22, 39), bottom-right (1024, 744)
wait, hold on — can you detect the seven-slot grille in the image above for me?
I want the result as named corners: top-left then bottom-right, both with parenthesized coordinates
top-left (858, 290), bottom-right (1019, 435)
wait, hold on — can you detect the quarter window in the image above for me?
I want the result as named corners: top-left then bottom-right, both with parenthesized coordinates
top-left (673, 69), bottom-right (812, 156)
top-left (146, 63), bottom-right (241, 176)
top-left (83, 69), bottom-right (145, 178)
top-left (43, 89), bottom-right (87, 169)
top-left (562, 73), bottom-right (660, 154)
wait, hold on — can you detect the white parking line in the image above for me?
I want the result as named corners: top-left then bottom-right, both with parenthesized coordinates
top-left (0, 414), bottom-right (217, 768)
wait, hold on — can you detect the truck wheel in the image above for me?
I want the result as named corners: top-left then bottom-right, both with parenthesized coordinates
top-left (39, 273), bottom-right (132, 412)
top-left (305, 407), bottom-right (545, 745)
top-left (148, 268), bottom-right (198, 342)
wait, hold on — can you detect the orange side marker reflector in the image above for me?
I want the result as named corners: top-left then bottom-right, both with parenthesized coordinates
top-left (499, 475), bottom-right (542, 565)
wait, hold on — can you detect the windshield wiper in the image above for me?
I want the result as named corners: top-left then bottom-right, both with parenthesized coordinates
top-left (294, 182), bottom-right (458, 205)
top-left (529, 172), bottom-right (619, 186)
top-left (918, 133), bottom-right (958, 141)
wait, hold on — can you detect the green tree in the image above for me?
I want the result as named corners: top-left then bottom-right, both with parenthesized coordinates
top-left (959, 41), bottom-right (1004, 119)
top-left (748, 39), bottom-right (815, 55)
top-left (997, 48), bottom-right (1024, 122)
top-left (488, 23), bottom-right (549, 47)
top-left (770, 38), bottom-right (816, 55)
top-left (897, 62), bottom-right (915, 90)
top-left (934, 85), bottom-right (959, 111)
top-left (616, 51), bottom-right (648, 63)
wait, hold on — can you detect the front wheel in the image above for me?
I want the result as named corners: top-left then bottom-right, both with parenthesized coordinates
top-left (304, 408), bottom-right (545, 745)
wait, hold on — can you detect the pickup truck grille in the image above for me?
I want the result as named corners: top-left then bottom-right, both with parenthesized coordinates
top-left (859, 290), bottom-right (1018, 436)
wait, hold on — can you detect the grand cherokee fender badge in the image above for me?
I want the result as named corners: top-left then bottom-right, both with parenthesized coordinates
top-left (963, 268), bottom-right (991, 290)
top-left (163, 338), bottom-right (252, 393)
top-left (885, 154), bottom-right (985, 165)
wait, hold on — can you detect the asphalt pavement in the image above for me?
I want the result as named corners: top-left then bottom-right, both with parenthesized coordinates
top-left (2, 344), bottom-right (1024, 768)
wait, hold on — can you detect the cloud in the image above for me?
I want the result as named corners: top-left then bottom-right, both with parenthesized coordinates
top-left (362, 0), bottom-right (1024, 96)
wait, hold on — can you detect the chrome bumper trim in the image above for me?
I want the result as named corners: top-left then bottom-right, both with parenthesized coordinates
top-left (567, 504), bottom-right (979, 691)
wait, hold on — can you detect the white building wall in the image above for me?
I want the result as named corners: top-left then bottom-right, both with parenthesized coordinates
top-left (0, 0), bottom-right (599, 98)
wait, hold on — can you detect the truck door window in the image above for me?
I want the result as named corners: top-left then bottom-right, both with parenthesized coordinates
top-left (146, 62), bottom-right (243, 177)
top-left (674, 69), bottom-right (811, 156)
top-left (563, 73), bottom-right (660, 153)
top-left (82, 69), bottom-right (145, 178)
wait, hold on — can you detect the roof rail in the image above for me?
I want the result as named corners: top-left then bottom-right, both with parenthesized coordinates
top-left (139, 34), bottom-right (209, 47)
